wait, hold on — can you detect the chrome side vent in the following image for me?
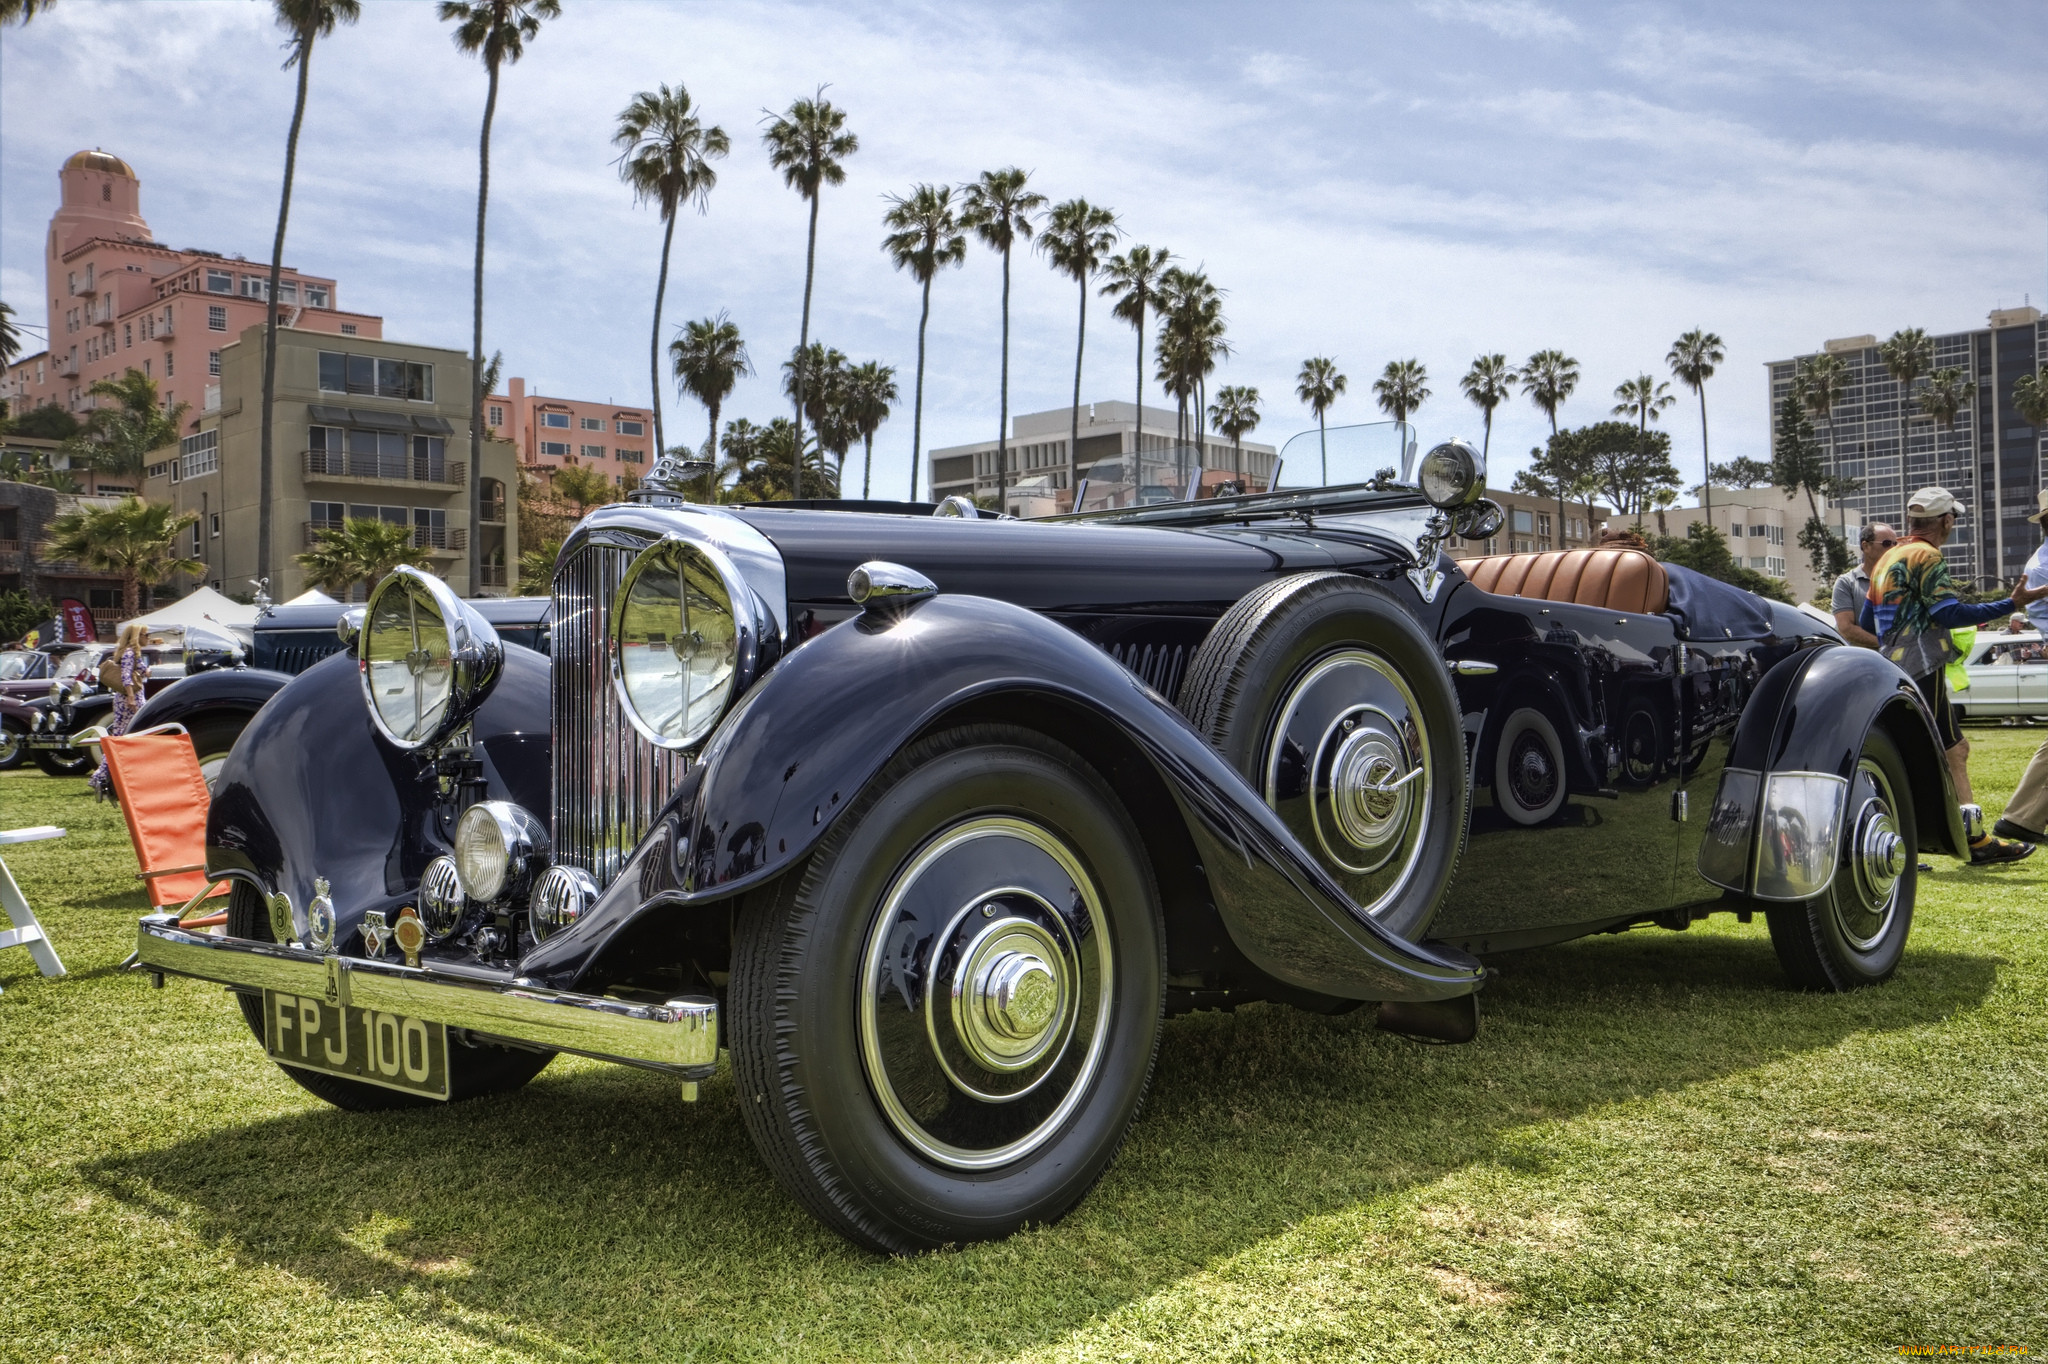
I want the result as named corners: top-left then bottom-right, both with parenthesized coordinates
top-left (551, 535), bottom-right (691, 886)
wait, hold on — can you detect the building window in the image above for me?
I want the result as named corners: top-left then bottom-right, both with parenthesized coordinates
top-left (316, 351), bottom-right (434, 401)
top-left (208, 350), bottom-right (221, 376)
top-left (206, 269), bottom-right (233, 294)
top-left (240, 274), bottom-right (268, 300)
top-left (615, 447), bottom-right (645, 463)
top-left (615, 418), bottom-right (644, 436)
top-left (579, 443), bottom-right (606, 460)
top-left (340, 323), bottom-right (356, 336)
top-left (579, 416), bottom-right (603, 431)
top-left (210, 513), bottom-right (220, 538)
top-left (539, 440), bottom-right (571, 458)
top-left (208, 305), bottom-right (227, 332)
top-left (179, 428), bottom-right (220, 478)
top-left (192, 524), bottom-right (202, 556)
top-left (306, 284), bottom-right (329, 309)
top-left (165, 351), bottom-right (173, 377)
top-left (277, 280), bottom-right (298, 304)
top-left (487, 404), bottom-right (504, 428)
top-left (146, 461), bottom-right (172, 479)
top-left (124, 324), bottom-right (133, 348)
top-left (540, 411), bottom-right (571, 429)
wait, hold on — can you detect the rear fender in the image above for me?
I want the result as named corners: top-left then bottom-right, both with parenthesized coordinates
top-left (519, 593), bottom-right (1484, 1005)
top-left (130, 667), bottom-right (294, 733)
top-left (1696, 643), bottom-right (1963, 901)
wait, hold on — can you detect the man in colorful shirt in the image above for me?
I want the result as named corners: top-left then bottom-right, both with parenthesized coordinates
top-left (1862, 486), bottom-right (2048, 863)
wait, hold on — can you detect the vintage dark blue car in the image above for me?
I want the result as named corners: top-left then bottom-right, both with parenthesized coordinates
top-left (132, 428), bottom-right (1958, 1253)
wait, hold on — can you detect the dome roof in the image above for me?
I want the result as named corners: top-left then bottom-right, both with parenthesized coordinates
top-left (64, 149), bottom-right (135, 176)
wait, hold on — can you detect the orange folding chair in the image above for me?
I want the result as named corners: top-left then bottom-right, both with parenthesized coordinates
top-left (95, 724), bottom-right (231, 928)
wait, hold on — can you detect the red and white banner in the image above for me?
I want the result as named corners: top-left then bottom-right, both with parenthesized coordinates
top-left (58, 599), bottom-right (98, 643)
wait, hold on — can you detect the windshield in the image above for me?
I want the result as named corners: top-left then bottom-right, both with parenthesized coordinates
top-left (0, 651), bottom-right (36, 680)
top-left (1057, 421), bottom-right (1417, 516)
top-left (54, 649), bottom-right (106, 680)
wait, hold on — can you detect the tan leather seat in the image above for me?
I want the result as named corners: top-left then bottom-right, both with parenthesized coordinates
top-left (1462, 547), bottom-right (1669, 616)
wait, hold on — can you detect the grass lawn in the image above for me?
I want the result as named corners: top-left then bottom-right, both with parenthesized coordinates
top-left (3, 729), bottom-right (2045, 1362)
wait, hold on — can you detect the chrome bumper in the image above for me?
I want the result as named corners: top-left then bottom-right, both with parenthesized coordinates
top-left (135, 913), bottom-right (718, 1075)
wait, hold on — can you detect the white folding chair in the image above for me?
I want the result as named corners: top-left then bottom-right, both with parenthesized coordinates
top-left (0, 826), bottom-right (68, 990)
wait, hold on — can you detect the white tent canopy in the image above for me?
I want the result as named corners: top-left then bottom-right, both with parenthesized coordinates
top-left (284, 588), bottom-right (339, 606)
top-left (117, 586), bottom-right (259, 640)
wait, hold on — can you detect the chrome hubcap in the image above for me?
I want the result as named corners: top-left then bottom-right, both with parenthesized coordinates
top-left (1837, 758), bottom-right (1904, 951)
top-left (1266, 649), bottom-right (1432, 916)
top-left (860, 817), bottom-right (1111, 1170)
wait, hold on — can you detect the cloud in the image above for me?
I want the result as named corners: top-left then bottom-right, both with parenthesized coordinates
top-left (1419, 0), bottom-right (1579, 41)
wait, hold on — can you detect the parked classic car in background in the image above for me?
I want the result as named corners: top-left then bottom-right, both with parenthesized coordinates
top-left (132, 424), bottom-right (1960, 1254)
top-left (1949, 627), bottom-right (2048, 722)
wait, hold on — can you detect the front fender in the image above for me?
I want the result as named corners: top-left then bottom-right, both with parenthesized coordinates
top-left (522, 593), bottom-right (1483, 1004)
top-left (1697, 642), bottom-right (1965, 899)
top-left (130, 667), bottom-right (294, 732)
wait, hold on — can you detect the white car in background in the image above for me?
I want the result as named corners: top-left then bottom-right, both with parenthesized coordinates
top-left (1950, 630), bottom-right (2048, 721)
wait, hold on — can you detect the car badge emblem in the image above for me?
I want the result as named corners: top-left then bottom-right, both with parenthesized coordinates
top-left (306, 878), bottom-right (336, 954)
top-left (266, 890), bottom-right (296, 946)
top-left (359, 909), bottom-right (393, 958)
top-left (393, 907), bottom-right (425, 969)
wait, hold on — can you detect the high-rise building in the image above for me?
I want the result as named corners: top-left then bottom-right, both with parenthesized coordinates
top-left (1765, 306), bottom-right (2046, 584)
top-left (485, 376), bottom-right (653, 488)
top-left (4, 150), bottom-right (383, 423)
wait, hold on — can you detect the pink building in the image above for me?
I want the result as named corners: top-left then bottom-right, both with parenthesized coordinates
top-left (5, 150), bottom-right (383, 429)
top-left (486, 376), bottom-right (653, 487)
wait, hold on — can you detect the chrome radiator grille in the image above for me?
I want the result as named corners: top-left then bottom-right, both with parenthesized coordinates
top-left (552, 536), bottom-right (692, 886)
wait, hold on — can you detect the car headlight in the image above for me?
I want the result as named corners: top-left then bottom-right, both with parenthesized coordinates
top-left (453, 800), bottom-right (549, 903)
top-left (417, 855), bottom-right (466, 941)
top-left (359, 566), bottom-right (503, 750)
top-left (1417, 439), bottom-right (1485, 510)
top-left (529, 864), bottom-right (599, 943)
top-left (611, 535), bottom-right (768, 750)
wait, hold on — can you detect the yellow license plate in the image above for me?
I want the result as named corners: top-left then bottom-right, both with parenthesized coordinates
top-left (263, 989), bottom-right (450, 1099)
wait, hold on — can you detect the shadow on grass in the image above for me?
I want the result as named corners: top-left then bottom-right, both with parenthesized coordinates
top-left (85, 928), bottom-right (1999, 1358)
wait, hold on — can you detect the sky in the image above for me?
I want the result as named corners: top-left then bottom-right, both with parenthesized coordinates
top-left (4, 0), bottom-right (2045, 502)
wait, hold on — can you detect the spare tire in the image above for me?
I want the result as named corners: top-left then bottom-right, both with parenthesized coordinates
top-left (1179, 572), bottom-right (1466, 942)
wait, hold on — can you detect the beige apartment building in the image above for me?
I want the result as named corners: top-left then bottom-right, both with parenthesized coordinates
top-left (1655, 486), bottom-right (1862, 605)
top-left (142, 325), bottom-right (518, 600)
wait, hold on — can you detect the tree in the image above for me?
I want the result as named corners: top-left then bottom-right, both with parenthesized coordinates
top-left (0, 0), bottom-right (58, 26)
top-left (1708, 456), bottom-right (1774, 489)
top-left (295, 517), bottom-right (430, 597)
top-left (1207, 385), bottom-right (1261, 488)
top-left (762, 88), bottom-right (857, 500)
top-left (1154, 267), bottom-right (1227, 493)
top-left (441, 0), bottom-right (560, 593)
top-left (1878, 327), bottom-right (1934, 478)
top-left (1523, 349), bottom-right (1580, 554)
top-left (669, 312), bottom-right (749, 466)
top-left (1611, 373), bottom-right (1676, 434)
top-left (2012, 372), bottom-right (2048, 435)
top-left (1556, 421), bottom-right (1678, 524)
top-left (720, 417), bottom-right (837, 501)
top-left (1667, 329), bottom-right (1725, 524)
top-left (1918, 366), bottom-right (1977, 453)
top-left (71, 369), bottom-right (186, 477)
top-left (1099, 245), bottom-right (1172, 496)
top-left (550, 463), bottom-right (616, 515)
top-left (1772, 389), bottom-right (1860, 577)
top-left (1459, 354), bottom-right (1516, 461)
top-left (0, 299), bottom-right (21, 368)
top-left (7, 402), bottom-right (81, 442)
top-left (44, 497), bottom-right (202, 616)
top-left (1647, 522), bottom-right (1795, 603)
top-left (960, 167), bottom-right (1046, 510)
top-left (1523, 435), bottom-right (1602, 542)
top-left (0, 589), bottom-right (54, 642)
top-left (1372, 359), bottom-right (1429, 426)
top-left (1037, 198), bottom-right (1120, 499)
top-left (516, 533), bottom-right (561, 596)
top-left (260, 0), bottom-right (361, 594)
top-left (841, 360), bottom-right (898, 499)
top-left (615, 82), bottom-right (730, 467)
top-left (782, 342), bottom-right (851, 482)
top-left (1295, 357), bottom-right (1347, 486)
top-left (1794, 351), bottom-right (1851, 475)
top-left (881, 184), bottom-right (966, 500)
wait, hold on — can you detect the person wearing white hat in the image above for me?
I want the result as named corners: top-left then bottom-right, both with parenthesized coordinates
top-left (1861, 486), bottom-right (2048, 863)
top-left (1990, 490), bottom-right (2048, 844)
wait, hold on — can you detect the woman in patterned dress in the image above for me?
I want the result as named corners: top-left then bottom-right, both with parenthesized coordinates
top-left (88, 623), bottom-right (150, 799)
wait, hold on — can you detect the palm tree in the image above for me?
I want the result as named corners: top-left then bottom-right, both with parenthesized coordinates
top-left (615, 83), bottom-right (730, 467)
top-left (1295, 357), bottom-right (1347, 486)
top-left (440, 0), bottom-right (560, 592)
top-left (0, 0), bottom-right (58, 26)
top-left (1523, 349), bottom-right (1581, 555)
top-left (1036, 199), bottom-right (1120, 500)
top-left (0, 300), bottom-right (22, 368)
top-left (71, 369), bottom-right (187, 477)
top-left (881, 184), bottom-right (966, 501)
top-left (1372, 359), bottom-right (1430, 427)
top-left (959, 168), bottom-right (1046, 510)
top-left (1878, 327), bottom-right (1935, 478)
top-left (1795, 351), bottom-right (1852, 473)
top-left (44, 498), bottom-right (202, 617)
top-left (723, 418), bottom-right (838, 501)
top-left (762, 88), bottom-right (858, 500)
top-left (550, 464), bottom-right (616, 515)
top-left (1917, 367), bottom-right (1976, 449)
top-left (669, 312), bottom-right (750, 466)
top-left (295, 517), bottom-right (430, 597)
top-left (1155, 267), bottom-right (1227, 492)
top-left (1099, 245), bottom-right (1173, 495)
top-left (1611, 374), bottom-right (1676, 434)
top-left (1666, 328), bottom-right (1725, 524)
top-left (2013, 372), bottom-right (2048, 444)
top-left (842, 361), bottom-right (899, 498)
top-left (1207, 385), bottom-right (1261, 487)
top-left (259, 0), bottom-right (360, 594)
top-left (1459, 354), bottom-right (1517, 462)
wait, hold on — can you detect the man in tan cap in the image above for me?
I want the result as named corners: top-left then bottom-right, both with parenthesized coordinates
top-left (1991, 490), bottom-right (2048, 843)
top-left (1862, 486), bottom-right (2048, 862)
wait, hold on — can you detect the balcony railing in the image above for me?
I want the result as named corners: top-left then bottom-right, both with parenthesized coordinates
top-left (0, 539), bottom-right (20, 556)
top-left (303, 521), bottom-right (466, 553)
top-left (302, 449), bottom-right (466, 487)
top-left (68, 271), bottom-right (95, 297)
top-left (55, 355), bottom-right (79, 378)
top-left (154, 320), bottom-right (174, 341)
top-left (480, 500), bottom-right (507, 525)
top-left (303, 520), bottom-right (344, 548)
top-left (477, 565), bottom-right (507, 590)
